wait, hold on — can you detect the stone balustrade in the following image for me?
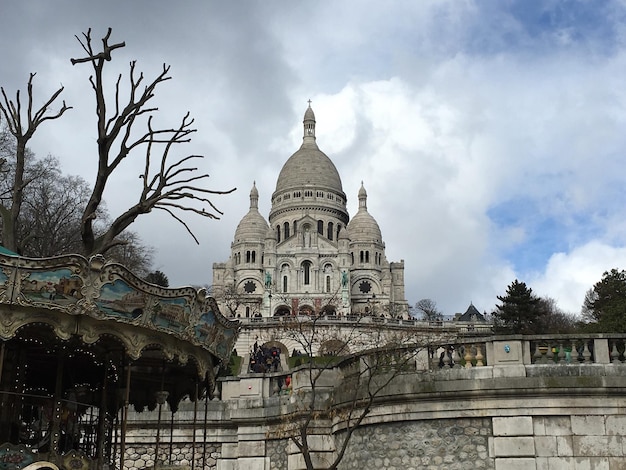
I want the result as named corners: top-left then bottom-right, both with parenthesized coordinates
top-left (238, 314), bottom-right (491, 335)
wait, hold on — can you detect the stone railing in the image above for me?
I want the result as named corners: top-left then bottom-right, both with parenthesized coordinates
top-left (238, 313), bottom-right (492, 334)
top-left (222, 333), bottom-right (626, 400)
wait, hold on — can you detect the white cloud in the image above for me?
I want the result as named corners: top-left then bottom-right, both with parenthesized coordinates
top-left (530, 242), bottom-right (626, 314)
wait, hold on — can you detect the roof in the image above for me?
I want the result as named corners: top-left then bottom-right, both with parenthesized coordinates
top-left (457, 303), bottom-right (487, 322)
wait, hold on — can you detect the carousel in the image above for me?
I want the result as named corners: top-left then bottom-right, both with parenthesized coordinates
top-left (0, 251), bottom-right (238, 469)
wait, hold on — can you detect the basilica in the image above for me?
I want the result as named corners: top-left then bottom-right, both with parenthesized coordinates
top-left (212, 105), bottom-right (408, 318)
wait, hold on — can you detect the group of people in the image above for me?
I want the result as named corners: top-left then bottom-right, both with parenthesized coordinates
top-left (249, 341), bottom-right (282, 373)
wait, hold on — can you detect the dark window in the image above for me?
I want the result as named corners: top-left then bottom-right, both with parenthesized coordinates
top-left (303, 261), bottom-right (311, 285)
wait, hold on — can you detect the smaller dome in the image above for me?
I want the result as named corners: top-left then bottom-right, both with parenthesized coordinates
top-left (347, 183), bottom-right (383, 244)
top-left (348, 211), bottom-right (382, 244)
top-left (233, 183), bottom-right (269, 242)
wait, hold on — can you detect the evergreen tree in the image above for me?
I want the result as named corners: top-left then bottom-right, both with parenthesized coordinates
top-left (493, 280), bottom-right (542, 334)
top-left (582, 268), bottom-right (626, 332)
top-left (145, 270), bottom-right (170, 288)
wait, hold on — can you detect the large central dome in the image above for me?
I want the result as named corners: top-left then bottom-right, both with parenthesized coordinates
top-left (269, 104), bottom-right (348, 225)
top-left (273, 105), bottom-right (344, 195)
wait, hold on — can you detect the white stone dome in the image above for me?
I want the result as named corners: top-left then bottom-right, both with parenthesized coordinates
top-left (274, 105), bottom-right (344, 195)
top-left (347, 183), bottom-right (383, 244)
top-left (233, 183), bottom-right (269, 243)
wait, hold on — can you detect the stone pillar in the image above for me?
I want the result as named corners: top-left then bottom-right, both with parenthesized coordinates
top-left (218, 427), bottom-right (269, 470)
top-left (287, 436), bottom-right (336, 470)
top-left (491, 416), bottom-right (536, 470)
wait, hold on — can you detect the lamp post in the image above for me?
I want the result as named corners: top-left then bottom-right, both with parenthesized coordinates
top-left (268, 291), bottom-right (272, 317)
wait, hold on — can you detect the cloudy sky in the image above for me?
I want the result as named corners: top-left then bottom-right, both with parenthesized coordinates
top-left (2, 1), bottom-right (626, 316)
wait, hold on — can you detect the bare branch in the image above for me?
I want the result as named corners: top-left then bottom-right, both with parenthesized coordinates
top-left (70, 27), bottom-right (125, 65)
top-left (0, 73), bottom-right (71, 252)
top-left (70, 28), bottom-right (235, 256)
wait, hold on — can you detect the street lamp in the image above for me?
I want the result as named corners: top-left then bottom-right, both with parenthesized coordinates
top-left (268, 291), bottom-right (272, 317)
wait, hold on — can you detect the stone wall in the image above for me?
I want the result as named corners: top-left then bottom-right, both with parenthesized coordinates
top-left (494, 415), bottom-right (626, 470)
top-left (267, 439), bottom-right (289, 470)
top-left (117, 337), bottom-right (626, 470)
top-left (338, 418), bottom-right (493, 470)
top-left (115, 442), bottom-right (221, 470)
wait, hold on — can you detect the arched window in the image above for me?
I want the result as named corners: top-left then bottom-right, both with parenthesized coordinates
top-left (360, 251), bottom-right (364, 263)
top-left (318, 220), bottom-right (324, 234)
top-left (276, 225), bottom-right (281, 242)
top-left (293, 220), bottom-right (297, 234)
top-left (284, 222), bottom-right (290, 239)
top-left (365, 251), bottom-right (370, 263)
top-left (245, 306), bottom-right (250, 318)
top-left (303, 261), bottom-right (311, 285)
top-left (326, 275), bottom-right (331, 293)
top-left (327, 222), bottom-right (334, 240)
top-left (351, 252), bottom-right (354, 265)
top-left (246, 251), bottom-right (251, 263)
top-left (283, 275), bottom-right (288, 293)
top-left (251, 251), bottom-right (256, 263)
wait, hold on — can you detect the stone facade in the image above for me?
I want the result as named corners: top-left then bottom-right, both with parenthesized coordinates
top-left (212, 105), bottom-right (408, 320)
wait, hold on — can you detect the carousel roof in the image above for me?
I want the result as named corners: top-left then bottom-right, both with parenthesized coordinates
top-left (0, 252), bottom-right (239, 412)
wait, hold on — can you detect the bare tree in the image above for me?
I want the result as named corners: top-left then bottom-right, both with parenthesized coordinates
top-left (263, 314), bottom-right (446, 470)
top-left (415, 298), bottom-right (443, 321)
top-left (214, 283), bottom-right (261, 318)
top-left (16, 158), bottom-right (90, 256)
top-left (0, 151), bottom-right (154, 271)
top-left (105, 230), bottom-right (154, 276)
top-left (0, 74), bottom-right (71, 252)
top-left (536, 297), bottom-right (580, 334)
top-left (70, 28), bottom-right (235, 256)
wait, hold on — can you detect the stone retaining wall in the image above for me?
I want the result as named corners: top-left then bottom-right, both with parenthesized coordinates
top-left (117, 345), bottom-right (626, 470)
top-left (338, 418), bottom-right (493, 470)
top-left (116, 443), bottom-right (221, 470)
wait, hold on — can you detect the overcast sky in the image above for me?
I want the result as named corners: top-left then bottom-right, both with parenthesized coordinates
top-left (2, 1), bottom-right (626, 316)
